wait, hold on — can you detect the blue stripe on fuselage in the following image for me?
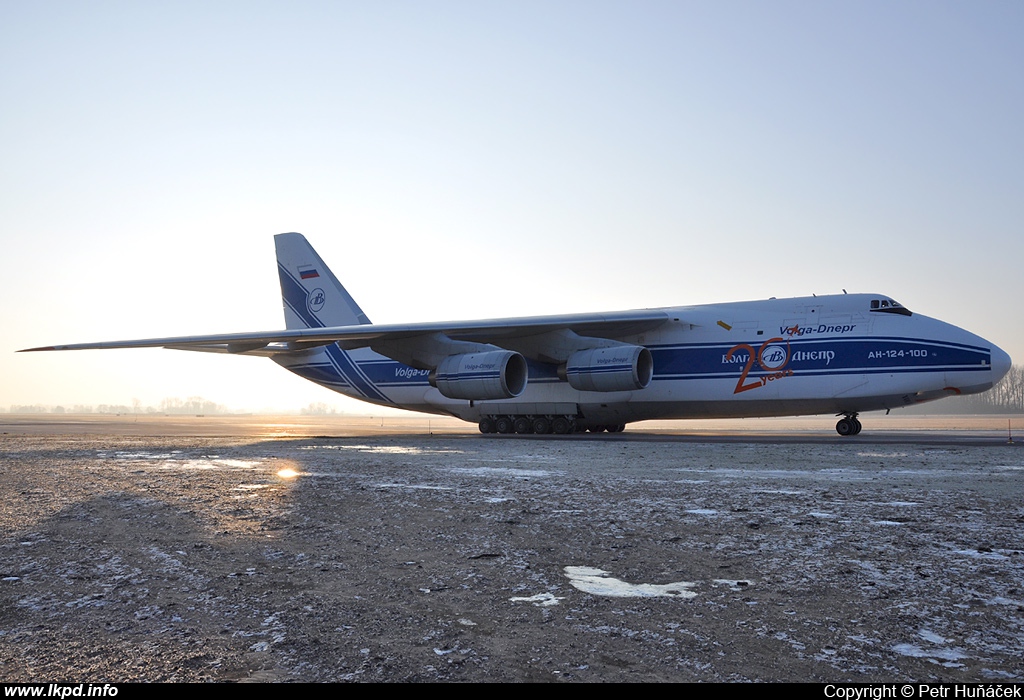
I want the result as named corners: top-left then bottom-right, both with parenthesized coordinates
top-left (277, 265), bottom-right (391, 403)
top-left (286, 362), bottom-right (352, 389)
top-left (349, 336), bottom-right (988, 391)
top-left (650, 336), bottom-right (990, 381)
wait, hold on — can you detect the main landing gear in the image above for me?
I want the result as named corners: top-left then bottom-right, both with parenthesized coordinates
top-left (835, 413), bottom-right (862, 436)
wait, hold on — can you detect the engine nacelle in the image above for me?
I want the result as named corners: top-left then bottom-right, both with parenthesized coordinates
top-left (430, 351), bottom-right (528, 400)
top-left (563, 346), bottom-right (653, 392)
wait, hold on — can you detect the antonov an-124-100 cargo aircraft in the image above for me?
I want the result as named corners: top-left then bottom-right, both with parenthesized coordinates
top-left (22, 233), bottom-right (1011, 436)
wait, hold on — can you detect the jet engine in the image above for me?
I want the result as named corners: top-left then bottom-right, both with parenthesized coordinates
top-left (562, 346), bottom-right (653, 392)
top-left (430, 351), bottom-right (529, 400)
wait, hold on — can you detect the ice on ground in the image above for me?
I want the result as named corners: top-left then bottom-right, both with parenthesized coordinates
top-left (509, 593), bottom-right (563, 607)
top-left (893, 643), bottom-right (967, 663)
top-left (953, 548), bottom-right (1009, 560)
top-left (374, 483), bottom-right (451, 491)
top-left (919, 629), bottom-right (947, 644)
top-left (112, 451), bottom-right (180, 459)
top-left (470, 454), bottom-right (560, 464)
top-left (449, 467), bottom-right (556, 478)
top-left (564, 566), bottom-right (698, 599)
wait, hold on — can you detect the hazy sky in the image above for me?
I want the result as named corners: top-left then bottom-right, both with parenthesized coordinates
top-left (2, 1), bottom-right (1022, 413)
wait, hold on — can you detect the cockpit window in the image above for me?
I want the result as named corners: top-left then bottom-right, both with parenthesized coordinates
top-left (870, 298), bottom-right (912, 316)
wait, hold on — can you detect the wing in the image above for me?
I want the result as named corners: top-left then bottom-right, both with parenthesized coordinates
top-left (20, 233), bottom-right (675, 379)
top-left (19, 309), bottom-right (672, 361)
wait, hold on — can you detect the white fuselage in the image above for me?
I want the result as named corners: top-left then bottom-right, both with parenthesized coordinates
top-left (273, 293), bottom-right (1010, 426)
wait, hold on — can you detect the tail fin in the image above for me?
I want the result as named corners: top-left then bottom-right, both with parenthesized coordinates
top-left (274, 232), bottom-right (372, 329)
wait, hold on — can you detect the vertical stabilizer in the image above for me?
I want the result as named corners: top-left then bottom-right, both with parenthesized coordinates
top-left (274, 232), bottom-right (372, 329)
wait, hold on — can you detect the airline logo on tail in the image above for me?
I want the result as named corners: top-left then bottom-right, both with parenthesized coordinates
top-left (307, 288), bottom-right (326, 314)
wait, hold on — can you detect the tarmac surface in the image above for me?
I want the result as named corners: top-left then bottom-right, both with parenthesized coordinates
top-left (1, 414), bottom-right (1022, 682)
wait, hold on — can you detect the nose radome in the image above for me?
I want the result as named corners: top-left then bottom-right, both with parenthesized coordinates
top-left (990, 343), bottom-right (1011, 384)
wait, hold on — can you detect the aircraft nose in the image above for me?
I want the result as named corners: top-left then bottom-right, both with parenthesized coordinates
top-left (990, 343), bottom-right (1011, 384)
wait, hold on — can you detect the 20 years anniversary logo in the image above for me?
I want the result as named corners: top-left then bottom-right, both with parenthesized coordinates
top-left (725, 337), bottom-right (794, 394)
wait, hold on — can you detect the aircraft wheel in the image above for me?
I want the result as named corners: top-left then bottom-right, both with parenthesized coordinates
top-left (514, 416), bottom-right (533, 434)
top-left (479, 417), bottom-right (495, 434)
top-left (551, 417), bottom-right (571, 435)
top-left (495, 416), bottom-right (514, 434)
top-left (589, 425), bottom-right (606, 433)
top-left (610, 424), bottom-right (625, 433)
top-left (532, 417), bottom-right (551, 434)
top-left (852, 418), bottom-right (862, 435)
top-left (836, 418), bottom-right (855, 436)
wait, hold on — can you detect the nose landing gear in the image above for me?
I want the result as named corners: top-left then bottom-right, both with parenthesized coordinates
top-left (836, 413), bottom-right (862, 436)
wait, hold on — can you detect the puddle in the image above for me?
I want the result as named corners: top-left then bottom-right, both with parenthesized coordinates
top-left (298, 444), bottom-right (462, 455)
top-left (110, 451), bottom-right (261, 470)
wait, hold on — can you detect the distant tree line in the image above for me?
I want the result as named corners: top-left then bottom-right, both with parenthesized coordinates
top-left (4, 396), bottom-right (230, 415)
top-left (158, 397), bottom-right (228, 415)
top-left (4, 404), bottom-right (147, 415)
top-left (923, 363), bottom-right (1024, 414)
top-left (300, 402), bottom-right (337, 415)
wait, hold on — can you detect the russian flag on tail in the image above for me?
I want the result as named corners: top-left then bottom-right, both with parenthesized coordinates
top-left (298, 265), bottom-right (320, 280)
